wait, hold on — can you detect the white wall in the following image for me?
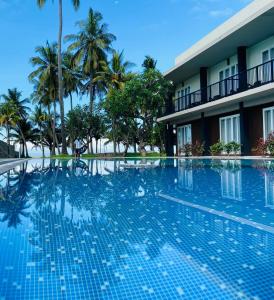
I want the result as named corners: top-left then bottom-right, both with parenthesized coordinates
top-left (174, 73), bottom-right (200, 98)
top-left (247, 35), bottom-right (274, 69)
top-left (207, 54), bottom-right (237, 85)
top-left (173, 35), bottom-right (274, 99)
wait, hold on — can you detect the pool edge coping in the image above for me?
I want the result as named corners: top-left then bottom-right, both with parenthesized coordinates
top-left (0, 159), bottom-right (30, 174)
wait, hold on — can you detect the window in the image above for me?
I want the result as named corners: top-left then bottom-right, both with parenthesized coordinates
top-left (177, 124), bottom-right (192, 153)
top-left (263, 106), bottom-right (274, 139)
top-left (219, 114), bottom-right (240, 144)
top-left (219, 65), bottom-right (238, 96)
top-left (262, 48), bottom-right (274, 83)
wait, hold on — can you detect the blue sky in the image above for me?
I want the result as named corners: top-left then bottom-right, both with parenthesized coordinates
top-left (0, 0), bottom-right (252, 110)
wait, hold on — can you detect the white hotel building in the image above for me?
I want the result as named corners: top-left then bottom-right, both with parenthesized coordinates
top-left (158, 0), bottom-right (274, 156)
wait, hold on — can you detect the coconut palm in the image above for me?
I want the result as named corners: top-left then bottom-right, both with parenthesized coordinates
top-left (31, 105), bottom-right (48, 157)
top-left (29, 42), bottom-right (59, 155)
top-left (10, 119), bottom-right (39, 158)
top-left (0, 101), bottom-right (20, 157)
top-left (142, 55), bottom-right (157, 71)
top-left (95, 50), bottom-right (134, 90)
top-left (65, 8), bottom-right (116, 113)
top-left (63, 51), bottom-right (83, 111)
top-left (1, 88), bottom-right (31, 157)
top-left (37, 0), bottom-right (80, 155)
top-left (1, 88), bottom-right (30, 119)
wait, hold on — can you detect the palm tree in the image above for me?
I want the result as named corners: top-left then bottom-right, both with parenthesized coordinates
top-left (37, 0), bottom-right (80, 155)
top-left (0, 101), bottom-right (19, 157)
top-left (63, 51), bottom-right (82, 111)
top-left (1, 88), bottom-right (31, 157)
top-left (142, 55), bottom-right (157, 71)
top-left (29, 42), bottom-right (59, 155)
top-left (31, 105), bottom-right (48, 157)
top-left (95, 50), bottom-right (134, 90)
top-left (1, 88), bottom-right (30, 119)
top-left (10, 119), bottom-right (39, 158)
top-left (65, 8), bottom-right (116, 113)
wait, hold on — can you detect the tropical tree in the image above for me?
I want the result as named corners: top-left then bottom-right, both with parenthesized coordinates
top-left (37, 0), bottom-right (80, 155)
top-left (142, 55), bottom-right (157, 71)
top-left (65, 105), bottom-right (87, 153)
top-left (10, 119), bottom-right (39, 158)
top-left (0, 101), bottom-right (20, 157)
top-left (66, 8), bottom-right (116, 113)
top-left (29, 42), bottom-right (59, 155)
top-left (124, 68), bottom-right (171, 155)
top-left (102, 86), bottom-right (136, 155)
top-left (1, 88), bottom-right (30, 119)
top-left (31, 105), bottom-right (48, 157)
top-left (1, 88), bottom-right (31, 157)
top-left (63, 51), bottom-right (83, 111)
top-left (95, 50), bottom-right (134, 90)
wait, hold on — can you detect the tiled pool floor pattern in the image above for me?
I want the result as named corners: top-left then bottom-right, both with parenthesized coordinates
top-left (0, 159), bottom-right (273, 299)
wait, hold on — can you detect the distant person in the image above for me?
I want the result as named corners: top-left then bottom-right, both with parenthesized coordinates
top-left (74, 137), bottom-right (82, 159)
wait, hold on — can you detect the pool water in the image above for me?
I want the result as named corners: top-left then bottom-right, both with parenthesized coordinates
top-left (0, 158), bottom-right (273, 300)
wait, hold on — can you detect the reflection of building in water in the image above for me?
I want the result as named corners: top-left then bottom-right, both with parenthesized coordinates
top-left (178, 159), bottom-right (193, 191)
top-left (265, 172), bottom-right (274, 209)
top-left (220, 160), bottom-right (242, 201)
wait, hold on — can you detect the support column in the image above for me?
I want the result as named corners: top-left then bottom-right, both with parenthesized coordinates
top-left (166, 93), bottom-right (174, 115)
top-left (200, 67), bottom-right (208, 103)
top-left (239, 102), bottom-right (249, 155)
top-left (237, 46), bottom-right (247, 92)
top-left (165, 122), bottom-right (175, 156)
top-left (201, 112), bottom-right (210, 155)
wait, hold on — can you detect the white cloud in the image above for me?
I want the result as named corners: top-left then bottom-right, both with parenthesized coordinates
top-left (209, 8), bottom-right (234, 17)
top-left (189, 0), bottom-right (252, 19)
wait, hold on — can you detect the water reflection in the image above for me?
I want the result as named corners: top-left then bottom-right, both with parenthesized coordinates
top-left (0, 158), bottom-right (273, 299)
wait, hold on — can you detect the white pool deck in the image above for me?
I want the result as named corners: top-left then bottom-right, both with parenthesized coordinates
top-left (0, 159), bottom-right (29, 173)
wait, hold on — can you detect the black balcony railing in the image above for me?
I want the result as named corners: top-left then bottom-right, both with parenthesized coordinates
top-left (161, 59), bottom-right (274, 117)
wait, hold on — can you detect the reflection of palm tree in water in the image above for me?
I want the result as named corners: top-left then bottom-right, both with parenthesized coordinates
top-left (25, 160), bottom-right (178, 296)
top-left (0, 159), bottom-right (180, 297)
top-left (0, 162), bottom-right (32, 228)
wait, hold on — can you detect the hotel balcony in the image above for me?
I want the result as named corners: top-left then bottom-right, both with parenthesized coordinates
top-left (161, 59), bottom-right (274, 118)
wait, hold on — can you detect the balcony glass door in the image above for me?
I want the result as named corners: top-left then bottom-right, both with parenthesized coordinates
top-left (219, 114), bottom-right (240, 145)
top-left (177, 124), bottom-right (192, 154)
top-left (263, 106), bottom-right (274, 139)
top-left (262, 50), bottom-right (270, 83)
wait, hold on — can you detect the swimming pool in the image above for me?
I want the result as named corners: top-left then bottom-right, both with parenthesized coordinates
top-left (0, 158), bottom-right (273, 299)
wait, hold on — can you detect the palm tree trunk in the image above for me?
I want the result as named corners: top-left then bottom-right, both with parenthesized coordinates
top-left (18, 127), bottom-right (28, 158)
top-left (21, 143), bottom-right (25, 158)
top-left (25, 142), bottom-right (29, 158)
top-left (6, 125), bottom-right (10, 158)
top-left (58, 0), bottom-right (68, 155)
top-left (89, 79), bottom-right (95, 114)
top-left (69, 93), bottom-right (73, 111)
top-left (95, 139), bottom-right (98, 154)
top-left (49, 105), bottom-right (56, 156)
top-left (89, 136), bottom-right (93, 154)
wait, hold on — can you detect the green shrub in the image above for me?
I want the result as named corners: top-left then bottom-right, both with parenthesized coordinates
top-left (224, 141), bottom-right (241, 155)
top-left (209, 141), bottom-right (224, 156)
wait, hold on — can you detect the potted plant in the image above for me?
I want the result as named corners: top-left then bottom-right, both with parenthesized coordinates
top-left (209, 141), bottom-right (224, 156)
